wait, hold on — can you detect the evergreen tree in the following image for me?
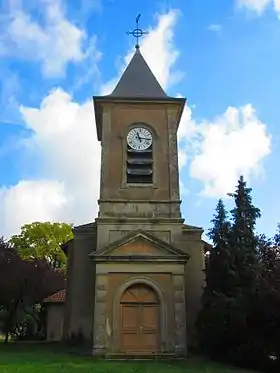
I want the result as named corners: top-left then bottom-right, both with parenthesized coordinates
top-left (207, 199), bottom-right (233, 295)
top-left (197, 177), bottom-right (262, 366)
top-left (230, 176), bottom-right (261, 234)
top-left (225, 176), bottom-right (262, 366)
top-left (208, 199), bottom-right (229, 244)
top-left (196, 199), bottom-right (234, 357)
top-left (229, 175), bottom-right (261, 287)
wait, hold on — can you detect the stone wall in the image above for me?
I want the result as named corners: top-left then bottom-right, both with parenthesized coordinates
top-left (46, 304), bottom-right (64, 341)
top-left (92, 260), bottom-right (187, 357)
top-left (63, 224), bottom-right (97, 342)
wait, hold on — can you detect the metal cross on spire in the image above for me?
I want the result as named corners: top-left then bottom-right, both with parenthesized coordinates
top-left (126, 14), bottom-right (149, 50)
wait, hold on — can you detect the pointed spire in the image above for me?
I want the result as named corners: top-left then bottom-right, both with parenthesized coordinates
top-left (109, 48), bottom-right (168, 98)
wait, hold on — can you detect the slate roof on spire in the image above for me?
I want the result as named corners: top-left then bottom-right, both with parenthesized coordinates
top-left (109, 48), bottom-right (168, 98)
top-left (93, 47), bottom-right (186, 141)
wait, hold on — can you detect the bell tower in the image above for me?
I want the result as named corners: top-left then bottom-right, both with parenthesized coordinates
top-left (93, 21), bottom-right (186, 249)
top-left (94, 49), bottom-right (185, 216)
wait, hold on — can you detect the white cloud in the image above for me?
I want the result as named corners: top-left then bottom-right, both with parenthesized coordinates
top-left (178, 104), bottom-right (272, 197)
top-left (0, 1), bottom-right (88, 77)
top-left (0, 180), bottom-right (69, 237)
top-left (237, 0), bottom-right (280, 15)
top-left (22, 89), bottom-right (101, 216)
top-left (0, 10), bottom-right (181, 237)
top-left (0, 88), bottom-right (101, 237)
top-left (274, 0), bottom-right (280, 12)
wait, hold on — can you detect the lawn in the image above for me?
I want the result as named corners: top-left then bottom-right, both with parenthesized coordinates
top-left (0, 343), bottom-right (257, 373)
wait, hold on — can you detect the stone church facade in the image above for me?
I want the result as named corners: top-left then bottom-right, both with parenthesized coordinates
top-left (44, 46), bottom-right (206, 358)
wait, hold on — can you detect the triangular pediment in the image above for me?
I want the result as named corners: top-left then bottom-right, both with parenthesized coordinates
top-left (90, 230), bottom-right (189, 262)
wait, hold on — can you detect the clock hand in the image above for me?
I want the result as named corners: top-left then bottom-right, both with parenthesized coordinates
top-left (138, 136), bottom-right (151, 141)
top-left (136, 132), bottom-right (142, 142)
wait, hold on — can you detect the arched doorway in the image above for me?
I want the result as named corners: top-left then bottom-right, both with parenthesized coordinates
top-left (120, 283), bottom-right (160, 353)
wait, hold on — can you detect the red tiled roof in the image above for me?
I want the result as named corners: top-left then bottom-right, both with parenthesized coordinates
top-left (44, 289), bottom-right (65, 303)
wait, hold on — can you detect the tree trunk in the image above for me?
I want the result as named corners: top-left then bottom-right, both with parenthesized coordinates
top-left (4, 328), bottom-right (9, 344)
top-left (4, 298), bottom-right (21, 343)
top-left (4, 311), bottom-right (13, 344)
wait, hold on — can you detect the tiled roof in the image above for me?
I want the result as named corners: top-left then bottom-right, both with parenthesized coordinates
top-left (109, 48), bottom-right (168, 98)
top-left (44, 289), bottom-right (65, 303)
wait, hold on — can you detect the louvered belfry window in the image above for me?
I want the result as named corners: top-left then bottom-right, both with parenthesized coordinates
top-left (126, 142), bottom-right (153, 184)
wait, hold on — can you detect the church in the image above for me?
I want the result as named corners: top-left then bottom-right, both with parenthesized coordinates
top-left (44, 40), bottom-right (206, 358)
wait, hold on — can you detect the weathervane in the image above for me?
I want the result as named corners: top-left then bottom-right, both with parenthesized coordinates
top-left (127, 14), bottom-right (149, 49)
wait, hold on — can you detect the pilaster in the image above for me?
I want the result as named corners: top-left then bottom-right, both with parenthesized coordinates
top-left (167, 108), bottom-right (181, 201)
top-left (92, 274), bottom-right (108, 356)
top-left (99, 107), bottom-right (112, 200)
top-left (172, 274), bottom-right (187, 356)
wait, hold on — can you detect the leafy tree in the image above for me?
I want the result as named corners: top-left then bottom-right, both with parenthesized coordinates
top-left (255, 232), bottom-right (280, 365)
top-left (10, 222), bottom-right (73, 270)
top-left (0, 237), bottom-right (65, 343)
top-left (10, 304), bottom-right (47, 341)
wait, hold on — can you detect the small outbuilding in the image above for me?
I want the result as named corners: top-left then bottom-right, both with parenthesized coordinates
top-left (44, 289), bottom-right (66, 342)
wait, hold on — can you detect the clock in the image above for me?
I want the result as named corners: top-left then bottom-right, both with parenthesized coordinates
top-left (127, 127), bottom-right (153, 151)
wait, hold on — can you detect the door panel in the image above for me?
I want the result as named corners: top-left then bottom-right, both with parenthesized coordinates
top-left (141, 305), bottom-right (158, 350)
top-left (120, 284), bottom-right (159, 353)
top-left (122, 305), bottom-right (138, 328)
top-left (141, 332), bottom-right (158, 349)
top-left (142, 304), bottom-right (158, 328)
top-left (122, 332), bottom-right (139, 350)
top-left (121, 305), bottom-right (139, 350)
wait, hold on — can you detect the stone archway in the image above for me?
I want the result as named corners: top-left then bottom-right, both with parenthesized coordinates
top-left (120, 283), bottom-right (160, 353)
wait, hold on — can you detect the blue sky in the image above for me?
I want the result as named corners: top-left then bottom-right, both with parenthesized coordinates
top-left (0, 0), bottom-right (279, 238)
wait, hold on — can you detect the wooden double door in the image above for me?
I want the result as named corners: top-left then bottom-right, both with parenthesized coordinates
top-left (120, 284), bottom-right (159, 353)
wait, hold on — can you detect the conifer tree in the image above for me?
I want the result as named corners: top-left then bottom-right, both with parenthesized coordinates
top-left (197, 178), bottom-right (261, 363)
top-left (229, 175), bottom-right (261, 287)
top-left (207, 199), bottom-right (233, 295)
top-left (223, 176), bottom-right (262, 365)
top-left (196, 199), bottom-right (233, 357)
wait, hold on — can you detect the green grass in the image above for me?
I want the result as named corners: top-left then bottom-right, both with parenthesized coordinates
top-left (0, 343), bottom-right (257, 373)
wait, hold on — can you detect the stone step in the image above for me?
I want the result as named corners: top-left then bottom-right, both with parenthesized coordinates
top-left (105, 352), bottom-right (185, 360)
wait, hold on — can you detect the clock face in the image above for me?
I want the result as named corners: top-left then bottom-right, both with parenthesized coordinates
top-left (127, 127), bottom-right (153, 151)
